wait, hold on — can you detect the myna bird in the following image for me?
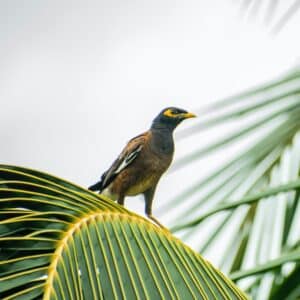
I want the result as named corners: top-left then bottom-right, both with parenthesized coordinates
top-left (89, 107), bottom-right (196, 228)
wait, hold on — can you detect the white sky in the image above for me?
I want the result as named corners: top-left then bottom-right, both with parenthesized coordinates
top-left (1, 0), bottom-right (300, 223)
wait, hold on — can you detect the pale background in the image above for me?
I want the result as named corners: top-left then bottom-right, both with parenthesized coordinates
top-left (1, 0), bottom-right (300, 226)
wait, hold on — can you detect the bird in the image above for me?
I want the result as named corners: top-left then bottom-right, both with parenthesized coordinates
top-left (89, 107), bottom-right (196, 228)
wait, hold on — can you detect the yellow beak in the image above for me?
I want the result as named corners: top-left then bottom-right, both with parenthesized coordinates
top-left (182, 112), bottom-right (197, 119)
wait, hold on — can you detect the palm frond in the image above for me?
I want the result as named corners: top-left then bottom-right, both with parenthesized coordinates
top-left (238, 0), bottom-right (300, 33)
top-left (162, 67), bottom-right (300, 299)
top-left (0, 165), bottom-right (247, 299)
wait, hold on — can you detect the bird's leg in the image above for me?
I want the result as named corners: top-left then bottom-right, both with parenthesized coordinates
top-left (117, 195), bottom-right (125, 206)
top-left (144, 187), bottom-right (169, 231)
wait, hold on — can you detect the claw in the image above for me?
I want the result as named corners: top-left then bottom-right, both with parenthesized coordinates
top-left (148, 215), bottom-right (170, 232)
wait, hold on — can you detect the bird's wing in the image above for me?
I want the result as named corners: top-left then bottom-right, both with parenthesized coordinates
top-left (99, 132), bottom-right (149, 190)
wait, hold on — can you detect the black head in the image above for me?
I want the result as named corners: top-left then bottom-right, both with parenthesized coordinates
top-left (151, 107), bottom-right (196, 130)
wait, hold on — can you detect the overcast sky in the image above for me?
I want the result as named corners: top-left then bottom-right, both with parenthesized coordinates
top-left (1, 0), bottom-right (300, 222)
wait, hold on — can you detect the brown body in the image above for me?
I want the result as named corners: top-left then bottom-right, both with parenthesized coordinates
top-left (102, 131), bottom-right (173, 212)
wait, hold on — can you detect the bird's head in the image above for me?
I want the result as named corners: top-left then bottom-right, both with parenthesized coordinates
top-left (151, 107), bottom-right (196, 130)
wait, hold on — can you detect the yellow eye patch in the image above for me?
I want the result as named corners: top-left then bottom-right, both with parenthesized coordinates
top-left (163, 108), bottom-right (196, 119)
top-left (163, 108), bottom-right (178, 118)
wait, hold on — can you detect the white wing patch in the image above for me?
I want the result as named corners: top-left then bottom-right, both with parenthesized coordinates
top-left (114, 144), bottom-right (143, 174)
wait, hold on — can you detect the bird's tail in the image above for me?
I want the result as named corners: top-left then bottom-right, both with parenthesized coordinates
top-left (88, 181), bottom-right (102, 192)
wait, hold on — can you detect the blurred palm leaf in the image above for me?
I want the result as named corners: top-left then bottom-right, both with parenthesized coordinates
top-left (161, 67), bottom-right (300, 299)
top-left (238, 0), bottom-right (300, 33)
top-left (0, 165), bottom-right (247, 300)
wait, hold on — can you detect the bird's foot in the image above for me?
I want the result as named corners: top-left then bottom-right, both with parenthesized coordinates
top-left (148, 215), bottom-right (170, 233)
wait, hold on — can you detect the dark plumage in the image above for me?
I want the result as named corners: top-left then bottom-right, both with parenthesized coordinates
top-left (89, 107), bottom-right (196, 228)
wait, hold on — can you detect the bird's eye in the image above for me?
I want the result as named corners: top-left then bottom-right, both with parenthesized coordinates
top-left (172, 109), bottom-right (179, 114)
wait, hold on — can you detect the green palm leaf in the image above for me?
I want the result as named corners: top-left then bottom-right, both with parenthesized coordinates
top-left (0, 165), bottom-right (247, 299)
top-left (162, 67), bottom-right (300, 299)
